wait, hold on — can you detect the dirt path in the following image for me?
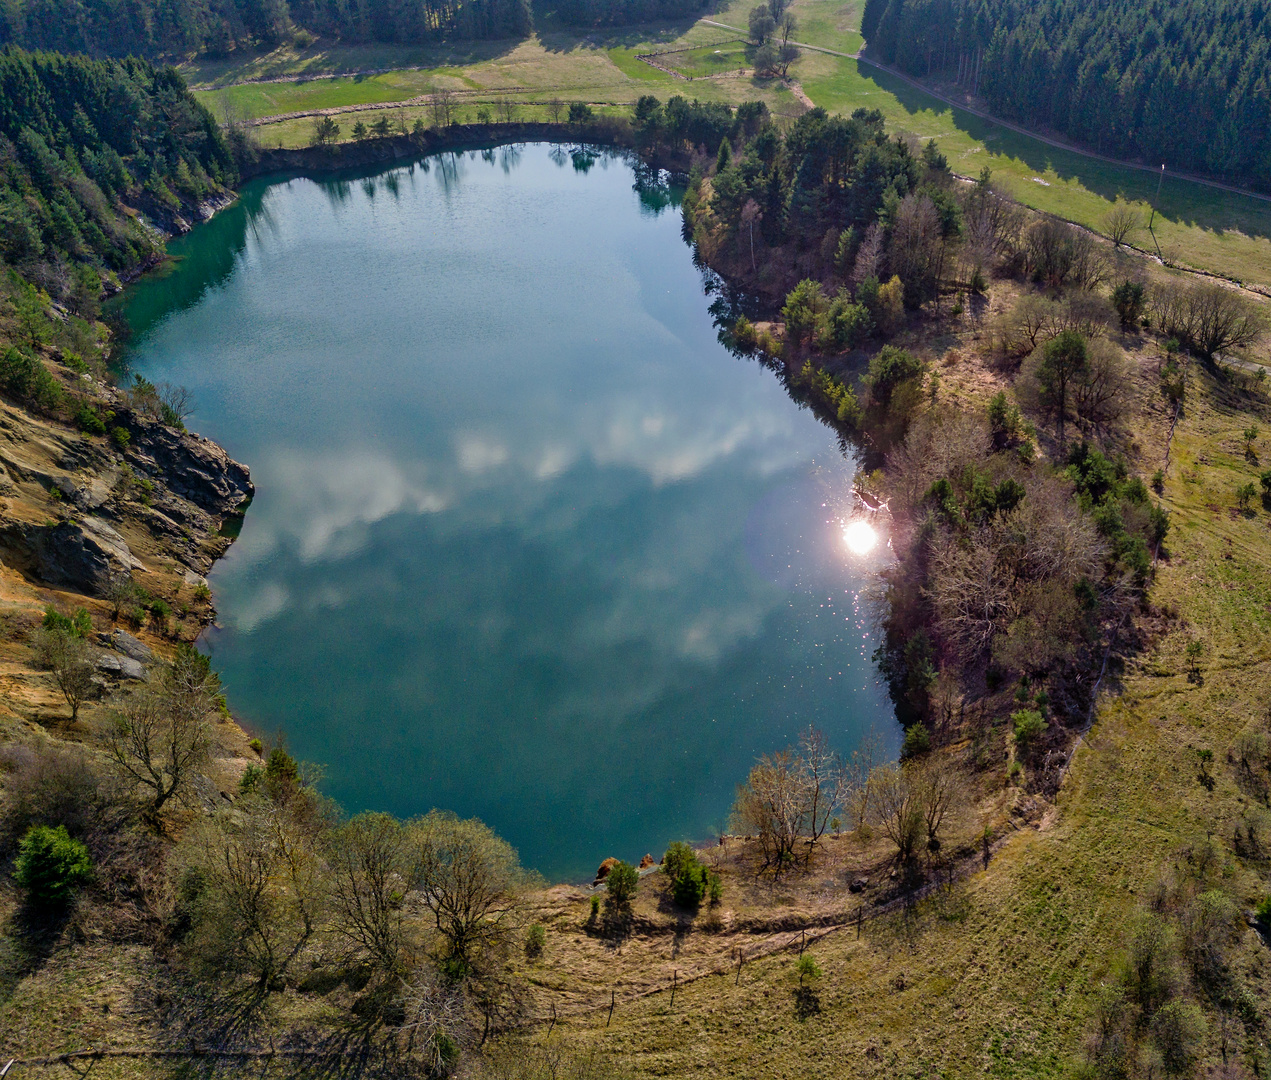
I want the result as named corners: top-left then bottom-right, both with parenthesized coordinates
top-left (244, 85), bottom-right (624, 126)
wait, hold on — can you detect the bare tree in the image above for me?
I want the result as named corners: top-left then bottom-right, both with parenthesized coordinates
top-left (33, 628), bottom-right (96, 722)
top-left (888, 192), bottom-right (944, 303)
top-left (851, 222), bottom-right (884, 288)
top-left (411, 811), bottom-right (533, 964)
top-left (546, 97), bottom-right (565, 123)
top-left (731, 749), bottom-right (809, 874)
top-left (838, 728), bottom-right (883, 832)
top-left (157, 382), bottom-right (194, 427)
top-left (181, 800), bottom-right (325, 986)
top-left (430, 86), bottom-right (457, 129)
top-left (996, 292), bottom-right (1061, 357)
top-left (960, 170), bottom-right (1024, 273)
top-left (776, 12), bottom-right (799, 75)
top-left (1023, 217), bottom-right (1105, 290)
top-left (106, 668), bottom-right (213, 823)
top-left (1073, 337), bottom-right (1130, 434)
top-left (1103, 203), bottom-right (1141, 247)
top-left (799, 726), bottom-right (840, 859)
top-left (496, 97), bottom-right (517, 123)
top-left (873, 763), bottom-right (922, 863)
top-left (1151, 279), bottom-right (1265, 359)
top-left (911, 756), bottom-right (959, 852)
top-left (328, 812), bottom-right (412, 974)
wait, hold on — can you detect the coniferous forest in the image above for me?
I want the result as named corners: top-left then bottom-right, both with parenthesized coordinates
top-left (861, 0), bottom-right (1271, 189)
top-left (0, 48), bottom-right (233, 313)
top-left (0, 0), bottom-right (715, 57)
top-left (0, 0), bottom-right (535, 57)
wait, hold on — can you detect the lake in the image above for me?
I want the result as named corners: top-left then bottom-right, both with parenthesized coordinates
top-left (118, 142), bottom-right (897, 881)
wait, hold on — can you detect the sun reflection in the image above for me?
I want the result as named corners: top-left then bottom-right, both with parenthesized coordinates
top-left (843, 519), bottom-right (878, 555)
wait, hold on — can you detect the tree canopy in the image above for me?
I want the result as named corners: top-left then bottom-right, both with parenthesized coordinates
top-left (0, 0), bottom-right (532, 56)
top-left (0, 47), bottom-right (233, 316)
top-left (861, 0), bottom-right (1271, 189)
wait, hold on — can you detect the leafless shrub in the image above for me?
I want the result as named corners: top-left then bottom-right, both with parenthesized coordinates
top-left (1023, 218), bottom-right (1106, 290)
top-left (394, 969), bottom-right (472, 1071)
top-left (1103, 203), bottom-right (1141, 247)
top-left (1073, 337), bottom-right (1130, 435)
top-left (1150, 278), bottom-right (1265, 359)
top-left (0, 740), bottom-right (108, 847)
top-left (927, 479), bottom-right (1105, 665)
top-left (887, 406), bottom-right (992, 516)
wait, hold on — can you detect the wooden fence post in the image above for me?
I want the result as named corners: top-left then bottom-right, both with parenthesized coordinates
top-left (735, 948), bottom-right (743, 985)
top-left (671, 969), bottom-right (677, 1008)
top-left (607, 989), bottom-right (615, 1027)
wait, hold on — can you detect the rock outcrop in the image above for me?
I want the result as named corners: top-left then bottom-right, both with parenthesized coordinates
top-left (0, 516), bottom-right (142, 596)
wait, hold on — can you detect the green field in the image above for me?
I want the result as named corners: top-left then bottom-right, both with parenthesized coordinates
top-left (190, 0), bottom-right (1271, 290)
top-left (796, 52), bottom-right (1271, 288)
top-left (660, 41), bottom-right (752, 77)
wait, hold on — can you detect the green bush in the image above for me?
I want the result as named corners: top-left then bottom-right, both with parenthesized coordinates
top-left (796, 953), bottom-right (821, 984)
top-left (568, 102), bottom-right (593, 124)
top-left (732, 316), bottom-right (758, 351)
top-left (43, 606), bottom-right (91, 639)
top-left (900, 722), bottom-right (930, 758)
top-left (1012, 708), bottom-right (1047, 748)
top-left (14, 823), bottom-right (92, 905)
top-left (1111, 279), bottom-right (1146, 328)
top-left (525, 923), bottom-right (546, 958)
top-left (604, 860), bottom-right (638, 911)
top-left (110, 426), bottom-right (131, 449)
top-left (782, 279), bottom-right (827, 343)
top-left (74, 401), bottom-right (107, 435)
top-left (661, 842), bottom-right (704, 908)
top-left (813, 294), bottom-right (873, 352)
top-left (0, 346), bottom-right (63, 410)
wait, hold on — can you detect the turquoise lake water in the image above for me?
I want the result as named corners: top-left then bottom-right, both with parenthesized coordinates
top-left (118, 143), bottom-right (897, 880)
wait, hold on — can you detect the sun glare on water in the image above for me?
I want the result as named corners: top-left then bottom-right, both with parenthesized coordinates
top-left (843, 519), bottom-right (878, 555)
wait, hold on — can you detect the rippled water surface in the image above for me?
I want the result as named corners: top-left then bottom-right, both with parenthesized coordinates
top-left (119, 143), bottom-right (896, 879)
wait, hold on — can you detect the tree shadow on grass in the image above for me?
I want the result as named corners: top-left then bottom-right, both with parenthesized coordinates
top-left (0, 902), bottom-right (76, 1004)
top-left (533, 7), bottom-right (723, 53)
top-left (845, 59), bottom-right (1271, 244)
top-left (792, 985), bottom-right (821, 1019)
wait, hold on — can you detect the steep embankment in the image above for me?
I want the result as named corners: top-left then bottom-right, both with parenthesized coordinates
top-left (0, 363), bottom-right (253, 735)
